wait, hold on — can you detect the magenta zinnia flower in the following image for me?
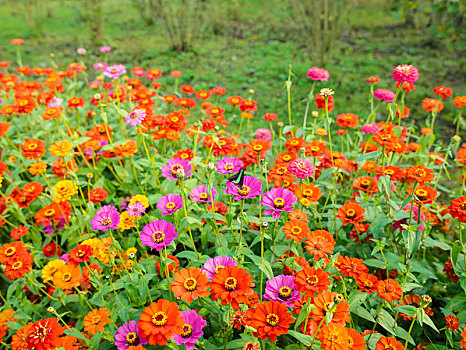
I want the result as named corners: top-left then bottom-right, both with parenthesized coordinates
top-left (174, 310), bottom-right (207, 350)
top-left (140, 220), bottom-right (178, 250)
top-left (254, 128), bottom-right (272, 142)
top-left (126, 202), bottom-right (146, 217)
top-left (361, 123), bottom-right (380, 134)
top-left (392, 64), bottom-right (419, 84)
top-left (157, 193), bottom-right (183, 216)
top-left (161, 158), bottom-right (193, 181)
top-left (261, 188), bottom-right (297, 219)
top-left (125, 109), bottom-right (146, 127)
top-left (100, 46), bottom-right (112, 53)
top-left (393, 204), bottom-right (425, 232)
top-left (264, 275), bottom-right (300, 307)
top-left (201, 256), bottom-right (237, 280)
top-left (307, 67), bottom-right (329, 81)
top-left (93, 62), bottom-right (107, 71)
top-left (374, 89), bottom-right (395, 103)
top-left (189, 185), bottom-right (217, 203)
top-left (288, 158), bottom-right (315, 179)
top-left (114, 321), bottom-right (147, 350)
top-left (103, 64), bottom-right (127, 79)
top-left (91, 205), bottom-right (120, 231)
top-left (215, 157), bottom-right (243, 175)
top-left (224, 176), bottom-right (262, 200)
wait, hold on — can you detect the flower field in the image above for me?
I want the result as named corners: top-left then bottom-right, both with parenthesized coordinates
top-left (0, 41), bottom-right (465, 350)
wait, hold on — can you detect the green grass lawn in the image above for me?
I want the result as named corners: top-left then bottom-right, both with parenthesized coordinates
top-left (0, 0), bottom-right (464, 137)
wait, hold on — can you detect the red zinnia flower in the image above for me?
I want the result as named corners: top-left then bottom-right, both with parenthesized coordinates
top-left (294, 266), bottom-right (330, 295)
top-left (445, 315), bottom-right (459, 331)
top-left (377, 279), bottom-right (402, 302)
top-left (375, 337), bottom-right (403, 350)
top-left (210, 266), bottom-right (253, 309)
top-left (26, 318), bottom-right (65, 350)
top-left (337, 203), bottom-right (365, 226)
top-left (448, 196), bottom-right (466, 223)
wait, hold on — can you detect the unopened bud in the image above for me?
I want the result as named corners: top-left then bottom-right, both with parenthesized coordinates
top-left (278, 122), bottom-right (284, 128)
top-left (208, 162), bottom-right (215, 171)
top-left (94, 93), bottom-right (101, 100)
top-left (87, 173), bottom-right (93, 179)
top-left (249, 89), bottom-right (255, 95)
top-left (334, 294), bottom-right (345, 304)
top-left (453, 135), bottom-right (461, 142)
top-left (312, 111), bottom-right (319, 117)
top-left (176, 168), bottom-right (186, 179)
top-left (262, 222), bottom-right (269, 229)
top-left (320, 88), bottom-right (334, 97)
top-left (47, 307), bottom-right (55, 313)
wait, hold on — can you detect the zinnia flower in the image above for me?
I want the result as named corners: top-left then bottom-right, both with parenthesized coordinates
top-left (157, 193), bottom-right (183, 216)
top-left (448, 196), bottom-right (466, 222)
top-left (210, 266), bottom-right (254, 309)
top-left (261, 188), bottom-right (297, 219)
top-left (245, 301), bottom-right (294, 342)
top-left (91, 205), bottom-right (120, 231)
top-left (361, 123), bottom-right (380, 134)
top-left (137, 299), bottom-right (184, 346)
top-left (26, 318), bottom-right (64, 350)
top-left (374, 89), bottom-right (395, 103)
top-left (337, 203), bottom-right (365, 226)
top-left (140, 220), bottom-right (178, 251)
top-left (392, 64), bottom-right (419, 83)
top-left (83, 308), bottom-right (112, 335)
top-left (263, 275), bottom-right (300, 307)
top-left (189, 185), bottom-right (217, 203)
top-left (201, 256), bottom-right (237, 280)
top-left (170, 267), bottom-right (210, 303)
top-left (161, 158), bottom-right (193, 181)
top-left (294, 266), bottom-right (330, 295)
top-left (377, 279), bottom-right (402, 302)
top-left (125, 109), bottom-right (146, 127)
top-left (375, 336), bottom-right (404, 350)
top-left (317, 324), bottom-right (350, 350)
top-left (287, 159), bottom-right (315, 179)
top-left (307, 67), bottom-right (329, 81)
top-left (173, 310), bottom-right (207, 350)
top-left (114, 321), bottom-right (148, 350)
top-left (103, 64), bottom-right (127, 79)
top-left (224, 176), bottom-right (262, 200)
top-left (445, 315), bottom-right (459, 331)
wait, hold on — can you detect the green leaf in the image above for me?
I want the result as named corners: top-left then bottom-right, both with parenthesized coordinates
top-left (176, 251), bottom-right (199, 260)
top-left (422, 313), bottom-right (439, 332)
top-left (354, 151), bottom-right (378, 163)
top-left (394, 305), bottom-right (417, 318)
top-left (352, 305), bottom-right (375, 322)
top-left (288, 330), bottom-right (313, 346)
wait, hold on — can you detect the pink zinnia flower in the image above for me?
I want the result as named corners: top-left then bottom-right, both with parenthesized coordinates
top-left (307, 67), bottom-right (329, 81)
top-left (374, 89), bottom-right (395, 103)
top-left (288, 159), bottom-right (315, 179)
top-left (93, 62), bottom-right (107, 71)
top-left (392, 64), bottom-right (419, 83)
top-left (126, 202), bottom-right (146, 217)
top-left (393, 204), bottom-right (425, 232)
top-left (215, 157), bottom-right (243, 175)
top-left (100, 46), bottom-right (112, 53)
top-left (264, 275), bottom-right (300, 307)
top-left (201, 256), bottom-right (237, 280)
top-left (361, 123), bottom-right (380, 134)
top-left (224, 176), bottom-right (262, 200)
top-left (261, 188), bottom-right (297, 219)
top-left (140, 220), bottom-right (178, 251)
top-left (157, 194), bottom-right (183, 216)
top-left (91, 205), bottom-right (120, 231)
top-left (103, 64), bottom-right (126, 79)
top-left (125, 109), bottom-right (146, 127)
top-left (254, 128), bottom-right (272, 142)
top-left (189, 185), bottom-right (216, 203)
top-left (174, 310), bottom-right (207, 350)
top-left (161, 158), bottom-right (193, 181)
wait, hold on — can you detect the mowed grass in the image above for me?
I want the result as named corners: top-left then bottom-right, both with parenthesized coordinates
top-left (0, 0), bottom-right (464, 137)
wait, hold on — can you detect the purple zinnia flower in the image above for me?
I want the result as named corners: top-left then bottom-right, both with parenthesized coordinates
top-left (91, 205), bottom-right (120, 231)
top-left (201, 256), bottom-right (237, 280)
top-left (189, 185), bottom-right (216, 203)
top-left (125, 109), bottom-right (146, 127)
top-left (373, 89), bottom-right (395, 103)
top-left (157, 193), bottom-right (183, 216)
top-left (114, 321), bottom-right (147, 350)
top-left (93, 62), bottom-right (107, 71)
top-left (215, 157), bottom-right (243, 175)
top-left (224, 176), bottom-right (262, 200)
top-left (361, 123), bottom-right (380, 134)
top-left (100, 46), bottom-right (112, 53)
top-left (263, 275), bottom-right (300, 307)
top-left (392, 64), bottom-right (419, 84)
top-left (59, 253), bottom-right (69, 262)
top-left (307, 67), bottom-right (329, 81)
top-left (126, 202), bottom-right (146, 217)
top-left (161, 158), bottom-right (193, 181)
top-left (103, 64), bottom-right (126, 80)
top-left (174, 310), bottom-right (207, 350)
top-left (287, 158), bottom-right (314, 179)
top-left (261, 188), bottom-right (297, 219)
top-left (140, 219), bottom-right (178, 251)
top-left (48, 97), bottom-right (63, 108)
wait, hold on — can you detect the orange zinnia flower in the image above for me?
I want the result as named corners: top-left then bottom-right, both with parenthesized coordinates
top-left (377, 279), bottom-right (402, 302)
top-left (137, 299), bottom-right (184, 346)
top-left (0, 241), bottom-right (28, 264)
top-left (29, 161), bottom-right (47, 176)
top-left (210, 266), bottom-right (253, 309)
top-left (26, 318), bottom-right (65, 350)
top-left (11, 322), bottom-right (32, 350)
top-left (296, 184), bottom-right (322, 205)
top-left (282, 220), bottom-right (310, 242)
top-left (375, 336), bottom-right (404, 350)
top-left (317, 324), bottom-right (350, 350)
top-left (336, 113), bottom-right (359, 129)
top-left (83, 308), bottom-right (112, 335)
top-left (245, 301), bottom-right (294, 342)
top-left (170, 267), bottom-right (210, 303)
top-left (347, 328), bottom-right (366, 350)
top-left (288, 209), bottom-right (308, 223)
top-left (21, 138), bottom-right (46, 159)
top-left (304, 235), bottom-right (334, 261)
top-left (352, 176), bottom-right (378, 195)
top-left (52, 264), bottom-right (81, 289)
top-left (336, 203), bottom-right (365, 226)
top-left (336, 256), bottom-right (368, 278)
top-left (310, 292), bottom-right (351, 328)
top-left (294, 266), bottom-right (330, 295)
top-left (406, 165), bottom-right (435, 184)
top-left (4, 254), bottom-right (33, 280)
top-left (356, 273), bottom-right (379, 294)
top-left (408, 185), bottom-right (437, 205)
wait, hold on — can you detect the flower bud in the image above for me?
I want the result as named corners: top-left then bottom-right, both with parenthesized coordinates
top-left (176, 168), bottom-right (186, 180)
top-left (87, 173), bottom-right (93, 179)
top-left (94, 93), bottom-right (101, 100)
top-left (208, 162), bottom-right (215, 171)
top-left (262, 222), bottom-right (269, 229)
top-left (320, 88), bottom-right (334, 97)
top-left (47, 306), bottom-right (55, 313)
top-left (453, 135), bottom-right (461, 143)
top-left (278, 122), bottom-right (284, 128)
top-left (312, 111), bottom-right (319, 117)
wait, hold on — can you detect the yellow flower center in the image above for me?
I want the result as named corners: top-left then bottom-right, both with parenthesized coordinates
top-left (237, 186), bottom-right (250, 196)
top-left (152, 231), bottom-right (165, 243)
top-left (63, 272), bottom-right (72, 282)
top-left (266, 313), bottom-right (279, 326)
top-left (183, 277), bottom-right (197, 291)
top-left (279, 286), bottom-right (292, 299)
top-left (181, 324), bottom-right (193, 337)
top-left (274, 198), bottom-right (285, 209)
top-left (225, 277), bottom-right (237, 291)
top-left (152, 311), bottom-right (168, 326)
top-left (166, 202), bottom-right (175, 209)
